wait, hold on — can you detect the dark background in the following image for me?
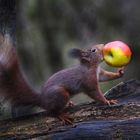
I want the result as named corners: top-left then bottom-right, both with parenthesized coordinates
top-left (0, 0), bottom-right (140, 119)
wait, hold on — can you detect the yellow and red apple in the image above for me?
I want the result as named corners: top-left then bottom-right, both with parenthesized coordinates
top-left (103, 41), bottom-right (132, 67)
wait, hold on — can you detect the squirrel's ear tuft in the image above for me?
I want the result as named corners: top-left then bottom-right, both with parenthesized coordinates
top-left (69, 48), bottom-right (82, 58)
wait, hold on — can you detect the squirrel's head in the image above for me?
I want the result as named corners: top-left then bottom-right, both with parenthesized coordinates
top-left (69, 44), bottom-right (104, 65)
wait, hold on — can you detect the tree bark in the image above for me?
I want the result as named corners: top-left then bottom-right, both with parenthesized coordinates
top-left (0, 79), bottom-right (140, 139)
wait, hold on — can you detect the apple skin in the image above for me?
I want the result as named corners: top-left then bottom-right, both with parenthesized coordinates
top-left (103, 41), bottom-right (132, 67)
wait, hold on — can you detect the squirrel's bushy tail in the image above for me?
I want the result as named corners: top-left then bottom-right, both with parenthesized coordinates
top-left (0, 34), bottom-right (18, 73)
top-left (0, 34), bottom-right (41, 106)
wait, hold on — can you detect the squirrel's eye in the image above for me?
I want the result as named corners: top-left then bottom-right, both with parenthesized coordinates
top-left (91, 48), bottom-right (97, 53)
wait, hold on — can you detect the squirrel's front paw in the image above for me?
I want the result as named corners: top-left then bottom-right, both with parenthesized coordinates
top-left (117, 67), bottom-right (125, 77)
top-left (106, 99), bottom-right (118, 106)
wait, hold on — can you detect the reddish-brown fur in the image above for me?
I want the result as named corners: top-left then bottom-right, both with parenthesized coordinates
top-left (0, 34), bottom-right (124, 120)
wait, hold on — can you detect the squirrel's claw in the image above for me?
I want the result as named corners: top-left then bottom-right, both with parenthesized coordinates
top-left (58, 113), bottom-right (74, 125)
top-left (117, 66), bottom-right (125, 77)
top-left (106, 99), bottom-right (118, 106)
top-left (66, 100), bottom-right (75, 107)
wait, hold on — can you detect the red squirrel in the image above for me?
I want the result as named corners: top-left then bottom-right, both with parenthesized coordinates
top-left (0, 34), bottom-right (124, 123)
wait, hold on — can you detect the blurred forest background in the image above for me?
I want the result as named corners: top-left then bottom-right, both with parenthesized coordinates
top-left (1, 0), bottom-right (140, 119)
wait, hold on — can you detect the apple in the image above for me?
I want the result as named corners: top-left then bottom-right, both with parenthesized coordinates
top-left (103, 41), bottom-right (132, 67)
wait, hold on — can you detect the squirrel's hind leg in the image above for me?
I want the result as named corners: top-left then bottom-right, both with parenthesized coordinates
top-left (41, 86), bottom-right (73, 124)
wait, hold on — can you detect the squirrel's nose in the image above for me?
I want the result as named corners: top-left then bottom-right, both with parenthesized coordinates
top-left (97, 44), bottom-right (104, 51)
